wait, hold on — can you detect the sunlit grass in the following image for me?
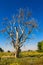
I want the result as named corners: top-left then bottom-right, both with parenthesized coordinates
top-left (0, 51), bottom-right (43, 65)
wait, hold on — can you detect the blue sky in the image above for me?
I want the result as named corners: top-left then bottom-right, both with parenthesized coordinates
top-left (0, 0), bottom-right (43, 51)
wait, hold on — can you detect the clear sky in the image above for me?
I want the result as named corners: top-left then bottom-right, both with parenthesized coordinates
top-left (0, 0), bottom-right (43, 51)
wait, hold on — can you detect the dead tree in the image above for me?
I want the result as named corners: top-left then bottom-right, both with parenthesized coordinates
top-left (0, 8), bottom-right (37, 58)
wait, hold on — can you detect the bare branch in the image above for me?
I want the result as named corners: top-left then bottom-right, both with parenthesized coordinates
top-left (19, 35), bottom-right (28, 47)
top-left (0, 29), bottom-right (6, 33)
top-left (19, 28), bottom-right (25, 42)
top-left (3, 17), bottom-right (8, 21)
top-left (0, 8), bottom-right (38, 52)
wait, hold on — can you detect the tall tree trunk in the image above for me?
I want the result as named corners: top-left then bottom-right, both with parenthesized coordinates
top-left (15, 28), bottom-right (21, 58)
top-left (15, 47), bottom-right (21, 58)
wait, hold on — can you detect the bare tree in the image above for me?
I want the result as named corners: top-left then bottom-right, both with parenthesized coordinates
top-left (0, 8), bottom-right (37, 58)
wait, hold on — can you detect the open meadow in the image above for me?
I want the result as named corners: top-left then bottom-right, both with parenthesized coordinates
top-left (0, 0), bottom-right (43, 65)
top-left (0, 51), bottom-right (43, 65)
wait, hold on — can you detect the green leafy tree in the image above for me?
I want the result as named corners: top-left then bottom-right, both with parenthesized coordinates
top-left (38, 41), bottom-right (43, 52)
top-left (0, 8), bottom-right (37, 58)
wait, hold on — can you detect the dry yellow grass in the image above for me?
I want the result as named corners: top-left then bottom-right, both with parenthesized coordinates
top-left (0, 51), bottom-right (43, 65)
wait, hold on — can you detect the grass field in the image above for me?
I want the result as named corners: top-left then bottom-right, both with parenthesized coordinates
top-left (0, 51), bottom-right (43, 65)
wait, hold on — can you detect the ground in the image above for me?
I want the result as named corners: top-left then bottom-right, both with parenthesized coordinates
top-left (0, 51), bottom-right (43, 65)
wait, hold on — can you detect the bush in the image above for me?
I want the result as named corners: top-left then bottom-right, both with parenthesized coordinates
top-left (0, 48), bottom-right (4, 52)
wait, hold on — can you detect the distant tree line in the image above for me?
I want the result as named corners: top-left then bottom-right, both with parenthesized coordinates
top-left (0, 48), bottom-right (11, 52)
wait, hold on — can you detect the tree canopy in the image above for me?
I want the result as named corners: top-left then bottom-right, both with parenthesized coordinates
top-left (37, 41), bottom-right (43, 52)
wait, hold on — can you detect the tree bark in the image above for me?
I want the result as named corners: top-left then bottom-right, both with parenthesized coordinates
top-left (15, 28), bottom-right (21, 58)
top-left (15, 47), bottom-right (21, 58)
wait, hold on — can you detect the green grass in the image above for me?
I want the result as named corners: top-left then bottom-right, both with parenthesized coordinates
top-left (0, 51), bottom-right (43, 65)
